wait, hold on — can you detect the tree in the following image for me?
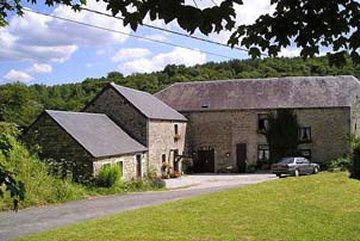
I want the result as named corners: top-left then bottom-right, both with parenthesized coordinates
top-left (0, 124), bottom-right (25, 211)
top-left (350, 136), bottom-right (360, 180)
top-left (265, 109), bottom-right (300, 163)
top-left (1, 0), bottom-right (360, 65)
top-left (0, 164), bottom-right (25, 212)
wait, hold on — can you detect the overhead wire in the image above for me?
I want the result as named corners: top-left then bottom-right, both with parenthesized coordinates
top-left (79, 6), bottom-right (268, 57)
top-left (23, 8), bottom-right (239, 60)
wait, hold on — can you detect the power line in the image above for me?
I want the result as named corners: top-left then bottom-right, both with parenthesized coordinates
top-left (79, 6), bottom-right (268, 57)
top-left (23, 8), bottom-right (239, 60)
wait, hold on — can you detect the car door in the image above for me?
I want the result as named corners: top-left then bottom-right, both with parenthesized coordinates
top-left (295, 158), bottom-right (305, 174)
top-left (302, 158), bottom-right (312, 174)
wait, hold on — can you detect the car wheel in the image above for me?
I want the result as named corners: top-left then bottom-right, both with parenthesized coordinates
top-left (276, 174), bottom-right (281, 178)
top-left (294, 169), bottom-right (300, 177)
top-left (313, 167), bottom-right (319, 174)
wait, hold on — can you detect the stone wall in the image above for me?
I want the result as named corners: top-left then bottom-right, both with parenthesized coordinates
top-left (351, 90), bottom-right (360, 136)
top-left (84, 87), bottom-right (148, 145)
top-left (147, 120), bottom-right (187, 173)
top-left (184, 107), bottom-right (351, 172)
top-left (93, 153), bottom-right (147, 180)
top-left (24, 113), bottom-right (95, 180)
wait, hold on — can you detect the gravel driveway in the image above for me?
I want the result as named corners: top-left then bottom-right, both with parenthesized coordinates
top-left (0, 173), bottom-right (275, 240)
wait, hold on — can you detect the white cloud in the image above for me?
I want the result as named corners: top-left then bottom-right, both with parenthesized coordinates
top-left (0, 0), bottom-right (130, 64)
top-left (3, 69), bottom-right (33, 83)
top-left (119, 47), bottom-right (206, 75)
top-left (279, 48), bottom-right (301, 58)
top-left (111, 48), bottom-right (152, 62)
top-left (210, 0), bottom-right (274, 44)
top-left (143, 33), bottom-right (168, 42)
top-left (28, 63), bottom-right (53, 74)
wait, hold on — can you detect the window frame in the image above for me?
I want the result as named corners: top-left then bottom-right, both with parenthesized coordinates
top-left (116, 160), bottom-right (124, 177)
top-left (299, 149), bottom-right (312, 160)
top-left (298, 126), bottom-right (312, 142)
top-left (257, 144), bottom-right (270, 162)
top-left (257, 113), bottom-right (269, 132)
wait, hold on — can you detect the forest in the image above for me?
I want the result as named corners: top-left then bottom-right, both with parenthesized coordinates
top-left (1, 56), bottom-right (360, 128)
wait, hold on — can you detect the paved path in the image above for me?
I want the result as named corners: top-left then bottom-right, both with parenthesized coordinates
top-left (0, 174), bottom-right (275, 240)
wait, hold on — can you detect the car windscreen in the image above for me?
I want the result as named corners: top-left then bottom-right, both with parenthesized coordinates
top-left (279, 158), bottom-right (294, 164)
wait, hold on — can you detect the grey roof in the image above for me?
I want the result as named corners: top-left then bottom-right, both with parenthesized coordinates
top-left (110, 83), bottom-right (187, 121)
top-left (46, 110), bottom-right (147, 158)
top-left (155, 75), bottom-right (360, 111)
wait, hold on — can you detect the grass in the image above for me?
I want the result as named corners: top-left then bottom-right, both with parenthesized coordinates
top-left (0, 134), bottom-right (162, 211)
top-left (17, 172), bottom-right (360, 241)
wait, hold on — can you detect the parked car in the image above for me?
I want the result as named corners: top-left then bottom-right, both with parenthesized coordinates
top-left (271, 157), bottom-right (320, 177)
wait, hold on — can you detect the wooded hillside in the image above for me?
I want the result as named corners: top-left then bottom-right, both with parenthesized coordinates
top-left (1, 56), bottom-right (359, 127)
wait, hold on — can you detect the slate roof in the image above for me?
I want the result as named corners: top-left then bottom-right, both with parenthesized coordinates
top-left (109, 83), bottom-right (187, 121)
top-left (45, 110), bottom-right (147, 158)
top-left (155, 75), bottom-right (360, 111)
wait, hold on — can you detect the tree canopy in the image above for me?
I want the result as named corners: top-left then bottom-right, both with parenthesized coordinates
top-left (1, 0), bottom-right (360, 65)
top-left (0, 55), bottom-right (359, 128)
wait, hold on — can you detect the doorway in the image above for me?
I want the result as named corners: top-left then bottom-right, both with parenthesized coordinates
top-left (195, 148), bottom-right (215, 173)
top-left (236, 143), bottom-right (247, 173)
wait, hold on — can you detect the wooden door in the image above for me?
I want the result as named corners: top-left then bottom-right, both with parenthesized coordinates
top-left (136, 155), bottom-right (142, 178)
top-left (236, 143), bottom-right (247, 173)
top-left (195, 149), bottom-right (215, 173)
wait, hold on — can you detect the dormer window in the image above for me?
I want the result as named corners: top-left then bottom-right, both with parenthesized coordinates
top-left (201, 104), bottom-right (209, 109)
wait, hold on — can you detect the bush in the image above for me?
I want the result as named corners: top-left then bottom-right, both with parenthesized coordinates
top-left (350, 137), bottom-right (360, 180)
top-left (96, 165), bottom-right (122, 188)
top-left (328, 157), bottom-right (352, 172)
top-left (0, 134), bottom-right (88, 210)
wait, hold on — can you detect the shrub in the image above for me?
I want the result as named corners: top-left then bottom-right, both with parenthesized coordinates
top-left (328, 157), bottom-right (352, 172)
top-left (96, 165), bottom-right (122, 188)
top-left (0, 134), bottom-right (88, 210)
top-left (350, 136), bottom-right (360, 180)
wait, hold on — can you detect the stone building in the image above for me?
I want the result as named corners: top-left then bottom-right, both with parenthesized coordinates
top-left (83, 83), bottom-right (187, 175)
top-left (24, 110), bottom-right (147, 180)
top-left (155, 75), bottom-right (360, 172)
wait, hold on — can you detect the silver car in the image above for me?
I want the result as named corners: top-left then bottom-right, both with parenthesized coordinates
top-left (271, 157), bottom-right (320, 177)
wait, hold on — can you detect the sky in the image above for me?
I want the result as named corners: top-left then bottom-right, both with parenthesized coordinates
top-left (0, 0), bottom-right (300, 86)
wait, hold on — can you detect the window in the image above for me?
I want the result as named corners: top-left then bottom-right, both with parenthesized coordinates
top-left (299, 149), bottom-right (311, 160)
top-left (258, 114), bottom-right (269, 132)
top-left (136, 155), bottom-right (142, 178)
top-left (173, 149), bottom-right (179, 172)
top-left (299, 127), bottom-right (311, 142)
top-left (174, 124), bottom-right (179, 135)
top-left (117, 161), bottom-right (124, 177)
top-left (162, 154), bottom-right (166, 163)
top-left (257, 144), bottom-right (270, 162)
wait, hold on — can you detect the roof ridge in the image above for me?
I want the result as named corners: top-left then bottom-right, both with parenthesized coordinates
top-left (168, 75), bottom-right (357, 86)
top-left (110, 82), bottom-right (151, 96)
top-left (46, 110), bottom-right (107, 117)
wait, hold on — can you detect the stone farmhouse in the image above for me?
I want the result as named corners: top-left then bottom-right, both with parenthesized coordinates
top-left (25, 83), bottom-right (187, 180)
top-left (155, 75), bottom-right (360, 173)
top-left (25, 75), bottom-right (360, 179)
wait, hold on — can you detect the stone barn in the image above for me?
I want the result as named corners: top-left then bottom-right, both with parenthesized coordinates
top-left (155, 75), bottom-right (360, 172)
top-left (24, 110), bottom-right (147, 181)
top-left (83, 83), bottom-right (187, 175)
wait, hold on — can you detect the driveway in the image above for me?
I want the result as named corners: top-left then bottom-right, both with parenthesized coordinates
top-left (0, 173), bottom-right (275, 240)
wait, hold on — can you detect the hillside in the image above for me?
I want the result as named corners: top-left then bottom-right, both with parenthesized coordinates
top-left (1, 56), bottom-right (360, 127)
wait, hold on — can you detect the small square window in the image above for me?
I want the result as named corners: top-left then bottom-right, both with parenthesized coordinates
top-left (299, 149), bottom-right (311, 160)
top-left (299, 127), bottom-right (311, 142)
top-left (257, 144), bottom-right (270, 162)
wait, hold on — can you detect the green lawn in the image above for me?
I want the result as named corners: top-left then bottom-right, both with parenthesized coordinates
top-left (18, 172), bottom-right (360, 241)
